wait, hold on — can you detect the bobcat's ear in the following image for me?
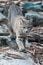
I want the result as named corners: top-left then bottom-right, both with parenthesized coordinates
top-left (19, 18), bottom-right (23, 25)
top-left (22, 17), bottom-right (30, 23)
top-left (21, 18), bottom-right (27, 23)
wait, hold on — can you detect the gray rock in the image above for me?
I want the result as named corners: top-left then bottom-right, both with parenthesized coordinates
top-left (0, 13), bottom-right (6, 21)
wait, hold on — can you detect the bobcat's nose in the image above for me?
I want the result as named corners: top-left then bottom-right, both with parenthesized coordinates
top-left (25, 29), bottom-right (28, 33)
top-left (23, 29), bottom-right (28, 33)
top-left (26, 31), bottom-right (28, 33)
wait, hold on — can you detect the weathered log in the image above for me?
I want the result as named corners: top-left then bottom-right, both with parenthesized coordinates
top-left (28, 27), bottom-right (43, 43)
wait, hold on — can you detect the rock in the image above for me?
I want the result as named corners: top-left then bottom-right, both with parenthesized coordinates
top-left (0, 59), bottom-right (37, 65)
top-left (25, 12), bottom-right (43, 19)
top-left (25, 11), bottom-right (43, 26)
top-left (21, 2), bottom-right (43, 11)
top-left (0, 8), bottom-right (4, 12)
top-left (0, 13), bottom-right (6, 21)
top-left (0, 47), bottom-right (38, 65)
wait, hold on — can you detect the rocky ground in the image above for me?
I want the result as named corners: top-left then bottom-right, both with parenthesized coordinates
top-left (0, 43), bottom-right (43, 65)
top-left (0, 0), bottom-right (43, 65)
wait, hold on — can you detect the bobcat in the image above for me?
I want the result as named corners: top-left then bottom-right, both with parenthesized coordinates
top-left (8, 4), bottom-right (33, 51)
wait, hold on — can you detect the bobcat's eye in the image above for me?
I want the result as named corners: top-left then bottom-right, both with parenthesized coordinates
top-left (28, 27), bottom-right (29, 28)
top-left (23, 27), bottom-right (25, 28)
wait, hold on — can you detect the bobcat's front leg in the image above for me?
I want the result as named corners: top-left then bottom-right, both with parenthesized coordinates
top-left (16, 32), bottom-right (25, 51)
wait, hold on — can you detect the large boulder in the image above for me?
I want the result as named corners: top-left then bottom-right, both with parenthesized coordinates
top-left (20, 2), bottom-right (43, 11)
top-left (25, 11), bottom-right (43, 26)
